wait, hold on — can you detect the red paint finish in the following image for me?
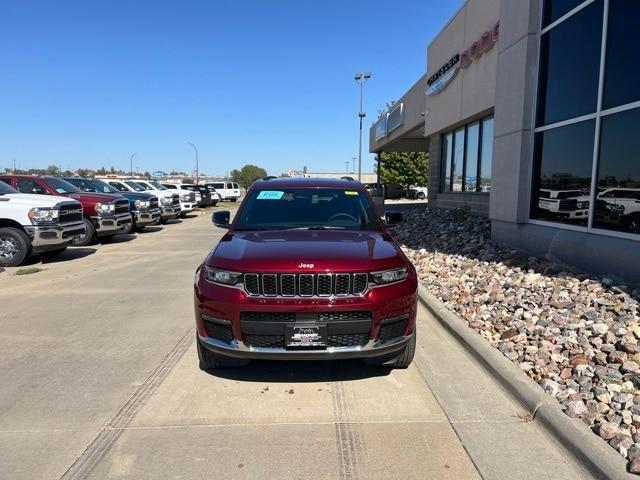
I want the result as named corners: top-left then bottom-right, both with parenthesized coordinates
top-left (194, 178), bottom-right (418, 354)
top-left (0, 175), bottom-right (120, 217)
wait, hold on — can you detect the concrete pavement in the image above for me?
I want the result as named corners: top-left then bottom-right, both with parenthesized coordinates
top-left (0, 211), bottom-right (591, 479)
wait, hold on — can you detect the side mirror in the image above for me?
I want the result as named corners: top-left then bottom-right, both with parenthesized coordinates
top-left (212, 210), bottom-right (231, 228)
top-left (384, 211), bottom-right (402, 225)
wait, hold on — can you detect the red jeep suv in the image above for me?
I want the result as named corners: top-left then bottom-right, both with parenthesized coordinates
top-left (194, 177), bottom-right (417, 370)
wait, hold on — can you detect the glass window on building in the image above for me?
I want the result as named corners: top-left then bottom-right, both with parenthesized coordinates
top-left (602, 0), bottom-right (640, 109)
top-left (532, 1), bottom-right (640, 238)
top-left (531, 120), bottom-right (595, 225)
top-left (441, 132), bottom-right (453, 192)
top-left (479, 117), bottom-right (493, 192)
top-left (452, 127), bottom-right (465, 192)
top-left (536, 0), bottom-right (603, 127)
top-left (594, 107), bottom-right (640, 234)
top-left (465, 122), bottom-right (480, 192)
top-left (542, 0), bottom-right (587, 27)
top-left (440, 115), bottom-right (493, 194)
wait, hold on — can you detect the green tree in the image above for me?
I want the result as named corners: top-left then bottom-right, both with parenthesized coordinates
top-left (231, 164), bottom-right (268, 189)
top-left (143, 171), bottom-right (151, 179)
top-left (181, 178), bottom-right (194, 184)
top-left (377, 152), bottom-right (429, 188)
top-left (76, 168), bottom-right (90, 178)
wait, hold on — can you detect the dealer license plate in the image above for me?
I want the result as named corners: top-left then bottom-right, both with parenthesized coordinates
top-left (285, 324), bottom-right (327, 347)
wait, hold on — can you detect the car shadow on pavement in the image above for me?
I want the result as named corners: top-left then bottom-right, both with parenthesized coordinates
top-left (181, 213), bottom-right (198, 219)
top-left (34, 247), bottom-right (97, 265)
top-left (206, 359), bottom-right (392, 383)
top-left (162, 219), bottom-right (183, 225)
top-left (138, 226), bottom-right (163, 234)
top-left (99, 234), bottom-right (137, 245)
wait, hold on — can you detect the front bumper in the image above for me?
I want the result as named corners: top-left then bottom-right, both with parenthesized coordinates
top-left (180, 202), bottom-right (194, 212)
top-left (161, 205), bottom-right (180, 218)
top-left (194, 272), bottom-right (418, 361)
top-left (25, 221), bottom-right (86, 250)
top-left (198, 330), bottom-right (414, 360)
top-left (91, 213), bottom-right (132, 235)
top-left (134, 208), bottom-right (161, 226)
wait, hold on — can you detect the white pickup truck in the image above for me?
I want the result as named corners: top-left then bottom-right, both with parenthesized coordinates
top-left (136, 180), bottom-right (196, 217)
top-left (0, 180), bottom-right (85, 267)
top-left (103, 179), bottom-right (181, 223)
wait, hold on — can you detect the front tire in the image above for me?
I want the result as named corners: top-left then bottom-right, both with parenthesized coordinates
top-left (231, 198), bottom-right (237, 203)
top-left (0, 227), bottom-right (31, 267)
top-left (73, 219), bottom-right (96, 246)
top-left (417, 192), bottom-right (426, 200)
top-left (197, 335), bottom-right (248, 370)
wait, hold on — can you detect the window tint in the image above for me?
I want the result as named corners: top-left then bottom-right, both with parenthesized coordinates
top-left (109, 182), bottom-right (128, 192)
top-left (235, 188), bottom-right (378, 231)
top-left (441, 132), bottom-right (453, 192)
top-left (452, 128), bottom-right (465, 192)
top-left (602, 0), bottom-right (640, 109)
top-left (536, 0), bottom-right (603, 126)
top-left (480, 117), bottom-right (494, 192)
top-left (212, 182), bottom-right (224, 189)
top-left (465, 122), bottom-right (480, 191)
top-left (531, 119), bottom-right (595, 224)
top-left (233, 183), bottom-right (239, 189)
top-left (226, 182), bottom-right (233, 189)
top-left (17, 179), bottom-right (46, 194)
top-left (543, 0), bottom-right (587, 27)
top-left (43, 177), bottom-right (79, 194)
top-left (594, 107), bottom-right (640, 234)
top-left (0, 180), bottom-right (17, 194)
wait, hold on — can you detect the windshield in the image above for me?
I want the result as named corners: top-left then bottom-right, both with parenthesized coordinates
top-left (234, 187), bottom-right (379, 231)
top-left (90, 180), bottom-right (120, 194)
top-left (43, 177), bottom-right (80, 194)
top-left (125, 181), bottom-right (146, 192)
top-left (148, 180), bottom-right (167, 190)
top-left (0, 180), bottom-right (18, 195)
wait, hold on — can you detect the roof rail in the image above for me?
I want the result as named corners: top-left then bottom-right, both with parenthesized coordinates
top-left (340, 176), bottom-right (356, 181)
top-left (262, 176), bottom-right (278, 181)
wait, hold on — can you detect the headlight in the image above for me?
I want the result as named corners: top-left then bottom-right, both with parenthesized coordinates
top-left (161, 197), bottom-right (173, 205)
top-left (203, 266), bottom-right (242, 286)
top-left (94, 202), bottom-right (115, 215)
top-left (28, 207), bottom-right (59, 224)
top-left (135, 200), bottom-right (150, 209)
top-left (181, 194), bottom-right (190, 202)
top-left (370, 266), bottom-right (408, 286)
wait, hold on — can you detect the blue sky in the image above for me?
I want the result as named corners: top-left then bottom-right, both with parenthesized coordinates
top-left (1, 0), bottom-right (461, 177)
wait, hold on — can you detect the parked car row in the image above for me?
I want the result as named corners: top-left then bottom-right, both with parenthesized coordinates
top-left (0, 175), bottom-right (231, 267)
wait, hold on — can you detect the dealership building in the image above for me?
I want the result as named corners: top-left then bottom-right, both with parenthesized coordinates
top-left (370, 0), bottom-right (640, 283)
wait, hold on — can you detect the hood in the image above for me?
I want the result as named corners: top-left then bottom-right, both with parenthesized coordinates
top-left (2, 193), bottom-right (79, 208)
top-left (118, 192), bottom-right (157, 201)
top-left (142, 189), bottom-right (173, 198)
top-left (67, 192), bottom-right (122, 203)
top-left (207, 230), bottom-right (405, 273)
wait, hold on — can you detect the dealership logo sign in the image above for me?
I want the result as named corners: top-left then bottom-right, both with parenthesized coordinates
top-left (427, 21), bottom-right (500, 97)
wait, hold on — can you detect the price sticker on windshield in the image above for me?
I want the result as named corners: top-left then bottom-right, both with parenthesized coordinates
top-left (344, 190), bottom-right (359, 196)
top-left (257, 190), bottom-right (284, 200)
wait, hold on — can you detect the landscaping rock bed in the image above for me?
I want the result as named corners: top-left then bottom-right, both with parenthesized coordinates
top-left (389, 207), bottom-right (640, 472)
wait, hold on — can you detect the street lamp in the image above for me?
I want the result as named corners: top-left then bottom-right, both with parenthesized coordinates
top-left (184, 141), bottom-right (199, 184)
top-left (354, 71), bottom-right (372, 182)
top-left (130, 152), bottom-right (138, 178)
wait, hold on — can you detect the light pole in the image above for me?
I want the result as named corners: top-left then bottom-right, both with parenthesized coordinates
top-left (354, 71), bottom-right (371, 182)
top-left (185, 141), bottom-right (199, 184)
top-left (130, 152), bottom-right (138, 178)
top-left (352, 156), bottom-right (357, 175)
top-left (345, 160), bottom-right (350, 174)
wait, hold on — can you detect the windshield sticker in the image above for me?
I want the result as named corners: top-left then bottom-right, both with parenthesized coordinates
top-left (344, 190), bottom-right (359, 196)
top-left (56, 188), bottom-right (66, 193)
top-left (257, 190), bottom-right (284, 200)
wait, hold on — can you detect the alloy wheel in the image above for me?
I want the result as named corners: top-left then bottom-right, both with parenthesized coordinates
top-left (0, 236), bottom-right (18, 261)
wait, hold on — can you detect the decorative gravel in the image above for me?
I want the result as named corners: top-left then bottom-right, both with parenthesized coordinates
top-left (389, 207), bottom-right (640, 473)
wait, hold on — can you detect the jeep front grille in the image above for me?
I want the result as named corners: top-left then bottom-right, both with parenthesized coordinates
top-left (242, 272), bottom-right (369, 298)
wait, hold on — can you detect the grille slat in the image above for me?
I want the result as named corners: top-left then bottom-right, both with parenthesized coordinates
top-left (280, 274), bottom-right (296, 296)
top-left (114, 199), bottom-right (130, 215)
top-left (58, 203), bottom-right (83, 223)
top-left (242, 273), bottom-right (370, 298)
top-left (262, 274), bottom-right (278, 296)
top-left (317, 274), bottom-right (332, 296)
top-left (299, 274), bottom-right (314, 296)
top-left (244, 273), bottom-right (260, 295)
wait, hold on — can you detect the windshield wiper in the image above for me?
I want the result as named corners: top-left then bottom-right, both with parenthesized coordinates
top-left (290, 226), bottom-right (346, 230)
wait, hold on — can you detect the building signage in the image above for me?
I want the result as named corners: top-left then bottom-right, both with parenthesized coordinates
top-left (427, 54), bottom-right (460, 96)
top-left (386, 103), bottom-right (404, 133)
top-left (152, 171), bottom-right (167, 178)
top-left (426, 20), bottom-right (499, 96)
top-left (374, 115), bottom-right (387, 141)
